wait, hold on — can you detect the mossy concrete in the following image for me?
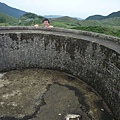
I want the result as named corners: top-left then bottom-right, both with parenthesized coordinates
top-left (0, 27), bottom-right (120, 119)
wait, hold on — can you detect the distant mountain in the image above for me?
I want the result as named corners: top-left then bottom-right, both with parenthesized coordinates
top-left (74, 17), bottom-right (82, 20)
top-left (43, 15), bottom-right (62, 18)
top-left (0, 2), bottom-right (26, 18)
top-left (106, 11), bottom-right (120, 19)
top-left (86, 10), bottom-right (120, 20)
top-left (44, 15), bottom-right (82, 20)
top-left (86, 15), bottom-right (105, 20)
top-left (52, 16), bottom-right (79, 23)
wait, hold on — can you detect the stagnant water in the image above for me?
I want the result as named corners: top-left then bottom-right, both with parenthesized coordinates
top-left (0, 69), bottom-right (115, 120)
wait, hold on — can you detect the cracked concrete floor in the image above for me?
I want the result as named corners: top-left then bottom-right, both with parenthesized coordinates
top-left (0, 69), bottom-right (114, 120)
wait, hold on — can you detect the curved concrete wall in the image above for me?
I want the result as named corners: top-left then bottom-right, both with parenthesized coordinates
top-left (0, 27), bottom-right (120, 119)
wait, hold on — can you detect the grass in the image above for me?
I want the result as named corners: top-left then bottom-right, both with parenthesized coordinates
top-left (71, 26), bottom-right (120, 38)
top-left (0, 12), bottom-right (18, 25)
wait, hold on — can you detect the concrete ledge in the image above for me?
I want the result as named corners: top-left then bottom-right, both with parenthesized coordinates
top-left (0, 27), bottom-right (120, 119)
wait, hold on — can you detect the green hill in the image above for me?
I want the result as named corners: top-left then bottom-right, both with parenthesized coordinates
top-left (106, 11), bottom-right (120, 19)
top-left (86, 10), bottom-right (120, 20)
top-left (19, 13), bottom-right (44, 26)
top-left (0, 12), bottom-right (18, 26)
top-left (50, 15), bottom-right (120, 29)
top-left (51, 16), bottom-right (82, 27)
top-left (50, 15), bottom-right (120, 38)
top-left (100, 17), bottom-right (120, 26)
top-left (86, 15), bottom-right (105, 20)
top-left (78, 17), bottom-right (120, 26)
top-left (0, 2), bottom-right (26, 18)
top-left (52, 16), bottom-right (79, 23)
top-left (21, 13), bottom-right (44, 19)
top-left (51, 17), bottom-right (100, 28)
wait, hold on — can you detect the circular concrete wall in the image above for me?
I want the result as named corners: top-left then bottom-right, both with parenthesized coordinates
top-left (0, 27), bottom-right (120, 119)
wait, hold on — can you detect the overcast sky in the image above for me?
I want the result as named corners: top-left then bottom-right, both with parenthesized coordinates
top-left (0, 0), bottom-right (120, 19)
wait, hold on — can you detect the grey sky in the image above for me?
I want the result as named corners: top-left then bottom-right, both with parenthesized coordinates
top-left (0, 0), bottom-right (120, 19)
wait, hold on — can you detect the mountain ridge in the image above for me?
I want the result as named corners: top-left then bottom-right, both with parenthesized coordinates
top-left (0, 2), bottom-right (120, 20)
top-left (86, 10), bottom-right (120, 20)
top-left (0, 2), bottom-right (26, 18)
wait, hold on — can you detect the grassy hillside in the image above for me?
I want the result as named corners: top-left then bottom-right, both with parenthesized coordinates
top-left (100, 17), bottom-right (120, 26)
top-left (52, 16), bottom-right (79, 23)
top-left (18, 13), bottom-right (44, 26)
top-left (51, 16), bottom-right (80, 27)
top-left (73, 17), bottom-right (119, 27)
top-left (50, 14), bottom-right (120, 38)
top-left (71, 26), bottom-right (120, 38)
top-left (0, 12), bottom-right (18, 26)
top-left (51, 18), bottom-right (97, 28)
top-left (75, 17), bottom-right (120, 27)
top-left (51, 16), bottom-right (120, 28)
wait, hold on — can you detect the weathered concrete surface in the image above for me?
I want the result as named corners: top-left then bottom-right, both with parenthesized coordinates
top-left (0, 69), bottom-right (114, 120)
top-left (0, 27), bottom-right (120, 119)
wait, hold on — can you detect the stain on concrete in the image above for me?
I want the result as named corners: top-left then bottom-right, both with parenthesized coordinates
top-left (0, 69), bottom-right (115, 120)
